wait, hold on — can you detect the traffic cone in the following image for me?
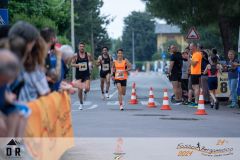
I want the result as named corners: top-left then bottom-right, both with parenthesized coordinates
top-left (129, 82), bottom-right (138, 104)
top-left (195, 90), bottom-right (208, 115)
top-left (148, 87), bottom-right (156, 108)
top-left (160, 89), bottom-right (172, 110)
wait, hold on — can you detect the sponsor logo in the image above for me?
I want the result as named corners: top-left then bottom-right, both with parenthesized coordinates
top-left (176, 139), bottom-right (234, 157)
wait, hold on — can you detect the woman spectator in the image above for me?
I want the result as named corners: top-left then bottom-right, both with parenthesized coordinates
top-left (8, 21), bottom-right (50, 102)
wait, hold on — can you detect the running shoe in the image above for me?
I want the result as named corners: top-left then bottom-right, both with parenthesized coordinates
top-left (189, 102), bottom-right (198, 108)
top-left (215, 101), bottom-right (219, 110)
top-left (78, 104), bottom-right (83, 110)
top-left (171, 99), bottom-right (182, 105)
top-left (105, 93), bottom-right (110, 98)
top-left (210, 102), bottom-right (214, 108)
top-left (120, 105), bottom-right (124, 111)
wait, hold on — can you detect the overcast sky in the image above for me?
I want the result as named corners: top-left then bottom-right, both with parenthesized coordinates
top-left (101, 0), bottom-right (146, 39)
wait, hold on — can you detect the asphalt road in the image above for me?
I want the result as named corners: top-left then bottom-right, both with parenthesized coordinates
top-left (60, 72), bottom-right (240, 160)
top-left (70, 72), bottom-right (240, 137)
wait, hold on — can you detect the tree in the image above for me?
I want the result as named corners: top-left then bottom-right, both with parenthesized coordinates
top-left (8, 0), bottom-right (71, 43)
top-left (197, 24), bottom-right (223, 53)
top-left (74, 0), bottom-right (111, 58)
top-left (144, 0), bottom-right (240, 57)
top-left (110, 38), bottom-right (122, 59)
top-left (122, 11), bottom-right (157, 62)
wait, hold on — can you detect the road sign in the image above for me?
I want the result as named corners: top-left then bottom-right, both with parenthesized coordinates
top-left (0, 9), bottom-right (9, 25)
top-left (162, 52), bottom-right (166, 59)
top-left (185, 27), bottom-right (200, 40)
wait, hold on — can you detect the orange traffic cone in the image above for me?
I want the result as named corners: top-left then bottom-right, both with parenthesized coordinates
top-left (148, 87), bottom-right (156, 108)
top-left (160, 89), bottom-right (172, 110)
top-left (195, 90), bottom-right (207, 115)
top-left (129, 82), bottom-right (138, 104)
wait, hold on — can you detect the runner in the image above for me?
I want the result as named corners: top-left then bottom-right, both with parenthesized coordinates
top-left (71, 42), bottom-right (93, 110)
top-left (203, 55), bottom-right (222, 110)
top-left (112, 49), bottom-right (131, 111)
top-left (97, 46), bottom-right (113, 100)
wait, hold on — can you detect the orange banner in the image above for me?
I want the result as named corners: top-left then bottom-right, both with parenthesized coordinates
top-left (24, 91), bottom-right (74, 159)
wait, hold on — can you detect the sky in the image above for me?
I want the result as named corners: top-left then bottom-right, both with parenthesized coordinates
top-left (101, 0), bottom-right (146, 39)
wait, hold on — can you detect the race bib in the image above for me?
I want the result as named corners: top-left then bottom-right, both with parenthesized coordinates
top-left (78, 62), bottom-right (88, 71)
top-left (102, 64), bottom-right (110, 71)
top-left (116, 70), bottom-right (125, 78)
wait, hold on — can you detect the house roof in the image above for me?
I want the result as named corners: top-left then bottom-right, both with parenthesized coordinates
top-left (155, 24), bottom-right (181, 34)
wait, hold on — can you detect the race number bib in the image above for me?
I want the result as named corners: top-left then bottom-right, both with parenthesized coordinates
top-left (216, 72), bottom-right (230, 98)
top-left (116, 70), bottom-right (125, 79)
top-left (102, 64), bottom-right (110, 71)
top-left (78, 62), bottom-right (88, 71)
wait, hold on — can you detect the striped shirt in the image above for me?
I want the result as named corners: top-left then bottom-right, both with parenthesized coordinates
top-left (18, 66), bottom-right (50, 102)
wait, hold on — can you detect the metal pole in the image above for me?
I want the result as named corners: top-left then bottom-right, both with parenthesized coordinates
top-left (91, 11), bottom-right (94, 59)
top-left (238, 26), bottom-right (240, 53)
top-left (71, 0), bottom-right (75, 80)
top-left (132, 31), bottom-right (135, 70)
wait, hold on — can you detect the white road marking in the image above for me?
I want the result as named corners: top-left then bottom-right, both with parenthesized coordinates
top-left (86, 104), bottom-right (98, 110)
top-left (107, 101), bottom-right (119, 105)
top-left (73, 101), bottom-right (92, 106)
top-left (72, 104), bottom-right (98, 111)
top-left (109, 90), bottom-right (118, 99)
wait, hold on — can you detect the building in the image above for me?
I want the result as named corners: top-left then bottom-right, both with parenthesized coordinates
top-left (155, 23), bottom-right (188, 52)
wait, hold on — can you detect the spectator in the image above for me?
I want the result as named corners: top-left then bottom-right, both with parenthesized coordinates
top-left (225, 50), bottom-right (239, 108)
top-left (209, 48), bottom-right (220, 64)
top-left (8, 21), bottom-right (50, 102)
top-left (204, 55), bottom-right (222, 110)
top-left (60, 45), bottom-right (75, 79)
top-left (40, 28), bottom-right (62, 91)
top-left (168, 45), bottom-right (183, 104)
top-left (181, 50), bottom-right (190, 105)
top-left (0, 49), bottom-right (29, 137)
top-left (200, 49), bottom-right (210, 104)
top-left (189, 43), bottom-right (202, 107)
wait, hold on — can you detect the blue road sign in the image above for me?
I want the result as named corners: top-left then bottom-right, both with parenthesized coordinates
top-left (0, 9), bottom-right (9, 25)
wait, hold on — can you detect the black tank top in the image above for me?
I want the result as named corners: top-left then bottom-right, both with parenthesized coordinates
top-left (100, 54), bottom-right (111, 73)
top-left (208, 64), bottom-right (218, 76)
top-left (75, 52), bottom-right (90, 79)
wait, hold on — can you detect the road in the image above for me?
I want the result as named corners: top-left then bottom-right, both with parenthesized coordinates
top-left (70, 72), bottom-right (240, 137)
top-left (60, 72), bottom-right (240, 160)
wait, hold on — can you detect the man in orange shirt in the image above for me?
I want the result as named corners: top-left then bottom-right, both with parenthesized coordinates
top-left (190, 43), bottom-right (202, 107)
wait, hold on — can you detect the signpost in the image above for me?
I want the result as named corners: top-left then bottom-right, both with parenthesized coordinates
top-left (185, 27), bottom-right (200, 40)
top-left (0, 9), bottom-right (9, 25)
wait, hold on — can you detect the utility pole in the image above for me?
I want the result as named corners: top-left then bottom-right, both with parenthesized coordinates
top-left (238, 26), bottom-right (240, 60)
top-left (132, 30), bottom-right (135, 70)
top-left (71, 0), bottom-right (75, 80)
top-left (91, 10), bottom-right (94, 59)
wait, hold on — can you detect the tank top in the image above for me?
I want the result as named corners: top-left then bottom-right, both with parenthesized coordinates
top-left (100, 54), bottom-right (111, 73)
top-left (114, 59), bottom-right (127, 80)
top-left (75, 52), bottom-right (90, 79)
top-left (207, 64), bottom-right (218, 77)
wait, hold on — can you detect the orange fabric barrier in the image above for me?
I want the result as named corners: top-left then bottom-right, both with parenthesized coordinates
top-left (24, 91), bottom-right (74, 160)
